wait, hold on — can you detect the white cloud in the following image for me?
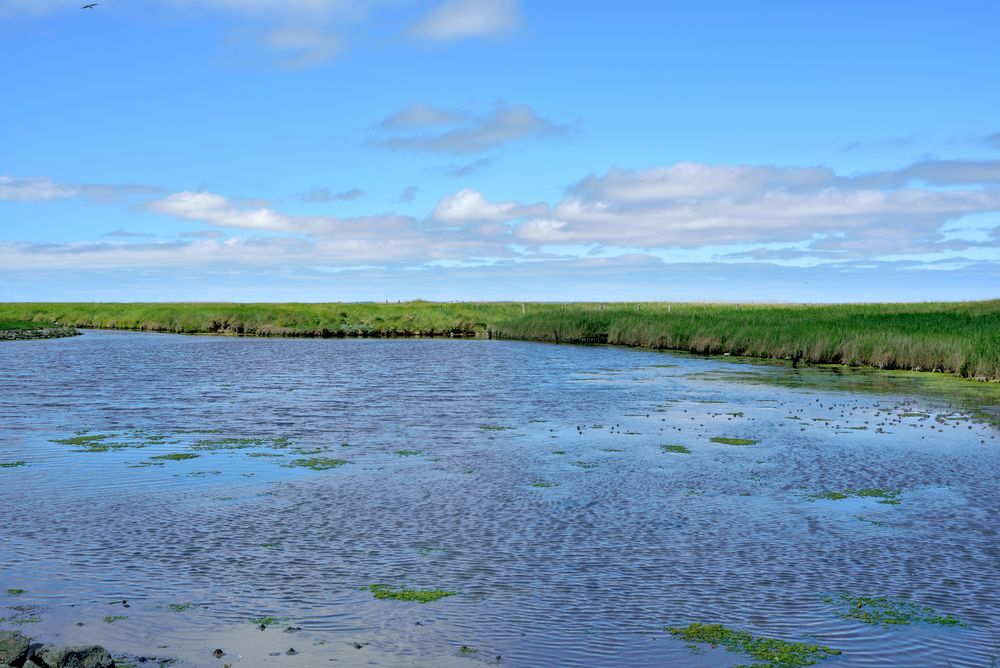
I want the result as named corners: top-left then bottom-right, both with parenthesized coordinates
top-left (261, 27), bottom-right (343, 68)
top-left (0, 175), bottom-right (158, 202)
top-left (432, 188), bottom-right (543, 222)
top-left (410, 0), bottom-right (520, 41)
top-left (372, 104), bottom-right (568, 154)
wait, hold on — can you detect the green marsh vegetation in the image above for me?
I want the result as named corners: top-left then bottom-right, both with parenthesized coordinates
top-left (661, 444), bottom-right (692, 454)
top-left (822, 594), bottom-right (964, 627)
top-left (0, 461), bottom-right (27, 468)
top-left (3, 300), bottom-right (997, 378)
top-left (667, 623), bottom-right (841, 667)
top-left (363, 584), bottom-right (457, 604)
top-left (284, 457), bottom-right (349, 470)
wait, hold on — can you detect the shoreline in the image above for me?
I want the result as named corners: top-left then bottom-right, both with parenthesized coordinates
top-left (1, 300), bottom-right (997, 380)
top-left (0, 326), bottom-right (80, 342)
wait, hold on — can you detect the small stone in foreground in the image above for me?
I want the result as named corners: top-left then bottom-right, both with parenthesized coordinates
top-left (0, 630), bottom-right (30, 666)
top-left (33, 644), bottom-right (115, 668)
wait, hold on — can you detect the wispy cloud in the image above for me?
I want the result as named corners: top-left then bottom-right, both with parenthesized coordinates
top-left (442, 157), bottom-right (494, 178)
top-left (299, 187), bottom-right (365, 203)
top-left (371, 104), bottom-right (569, 155)
top-left (984, 132), bottom-right (1000, 151)
top-left (410, 0), bottom-right (521, 41)
top-left (0, 175), bottom-right (160, 203)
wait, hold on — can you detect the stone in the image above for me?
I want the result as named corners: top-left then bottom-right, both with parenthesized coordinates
top-left (0, 631), bottom-right (30, 667)
top-left (31, 645), bottom-right (114, 668)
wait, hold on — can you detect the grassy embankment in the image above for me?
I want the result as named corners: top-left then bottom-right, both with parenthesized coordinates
top-left (1, 301), bottom-right (997, 380)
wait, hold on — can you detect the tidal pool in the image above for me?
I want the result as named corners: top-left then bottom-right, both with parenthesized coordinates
top-left (1, 331), bottom-right (997, 667)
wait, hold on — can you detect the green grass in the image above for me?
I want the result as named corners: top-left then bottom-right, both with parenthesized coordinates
top-left (822, 593), bottom-right (964, 627)
top-left (363, 584), bottom-right (457, 603)
top-left (0, 319), bottom-right (59, 330)
top-left (3, 301), bottom-right (996, 378)
top-left (711, 437), bottom-right (759, 446)
top-left (667, 623), bottom-right (841, 667)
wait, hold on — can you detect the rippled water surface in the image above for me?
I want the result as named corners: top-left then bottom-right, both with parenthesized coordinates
top-left (1, 331), bottom-right (998, 667)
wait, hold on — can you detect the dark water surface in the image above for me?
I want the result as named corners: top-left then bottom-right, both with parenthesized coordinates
top-left (1, 331), bottom-right (998, 667)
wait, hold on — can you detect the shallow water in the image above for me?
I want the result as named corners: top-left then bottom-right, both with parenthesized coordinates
top-left (1, 331), bottom-right (998, 667)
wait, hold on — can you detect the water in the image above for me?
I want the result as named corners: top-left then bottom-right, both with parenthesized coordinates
top-left (1, 331), bottom-right (998, 667)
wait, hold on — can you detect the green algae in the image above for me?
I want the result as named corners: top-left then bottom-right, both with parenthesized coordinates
top-left (531, 481), bottom-right (558, 488)
top-left (150, 453), bottom-right (200, 461)
top-left (393, 449), bottom-right (422, 456)
top-left (0, 461), bottom-right (26, 468)
top-left (551, 450), bottom-right (566, 455)
top-left (192, 436), bottom-right (290, 451)
top-left (822, 593), bottom-right (964, 627)
top-left (572, 461), bottom-right (599, 469)
top-left (6, 588), bottom-right (25, 596)
top-left (103, 615), bottom-right (127, 623)
top-left (661, 444), bottom-right (691, 454)
top-left (667, 623), bottom-right (841, 667)
top-left (251, 616), bottom-right (285, 627)
top-left (363, 584), bottom-right (457, 603)
top-left (808, 488), bottom-right (902, 505)
top-left (168, 602), bottom-right (195, 612)
top-left (284, 457), bottom-right (349, 471)
top-left (711, 437), bottom-right (759, 446)
top-left (478, 424), bottom-right (514, 431)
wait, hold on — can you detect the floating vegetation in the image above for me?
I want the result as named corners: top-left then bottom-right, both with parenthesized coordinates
top-left (363, 584), bottom-right (457, 604)
top-left (51, 433), bottom-right (114, 447)
top-left (551, 450), bottom-right (566, 455)
top-left (808, 488), bottom-right (902, 505)
top-left (168, 602), bottom-right (195, 612)
top-left (572, 461), bottom-right (599, 469)
top-left (602, 448), bottom-right (624, 452)
top-left (416, 547), bottom-right (436, 557)
top-left (4, 604), bottom-right (42, 625)
top-left (150, 453), bottom-right (200, 461)
top-left (661, 444), bottom-right (691, 454)
top-left (0, 461), bottom-right (26, 468)
top-left (247, 452), bottom-right (284, 458)
top-left (6, 588), bottom-right (25, 596)
top-left (393, 449), bottom-right (422, 456)
top-left (192, 436), bottom-right (290, 451)
top-left (531, 481), bottom-right (558, 488)
top-left (251, 616), bottom-right (285, 627)
top-left (284, 457), bottom-right (349, 471)
top-left (822, 594), bottom-right (964, 627)
top-left (103, 615), bottom-right (127, 623)
top-left (458, 645), bottom-right (478, 655)
top-left (711, 437), bottom-right (759, 446)
top-left (667, 623), bottom-right (840, 667)
top-left (900, 412), bottom-right (930, 418)
top-left (478, 424), bottom-right (514, 431)
top-left (726, 411), bottom-right (745, 417)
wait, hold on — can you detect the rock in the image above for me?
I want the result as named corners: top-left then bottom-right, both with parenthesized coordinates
top-left (285, 648), bottom-right (297, 656)
top-left (211, 649), bottom-right (225, 658)
top-left (0, 631), bottom-right (30, 667)
top-left (283, 627), bottom-right (301, 634)
top-left (32, 645), bottom-right (114, 668)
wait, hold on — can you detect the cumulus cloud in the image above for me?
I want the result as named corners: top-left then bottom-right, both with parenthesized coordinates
top-left (432, 188), bottom-right (544, 222)
top-left (371, 104), bottom-right (568, 155)
top-left (0, 175), bottom-right (159, 202)
top-left (410, 0), bottom-right (521, 41)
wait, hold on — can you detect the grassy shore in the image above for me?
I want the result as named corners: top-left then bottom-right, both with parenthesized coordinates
top-left (1, 301), bottom-right (997, 380)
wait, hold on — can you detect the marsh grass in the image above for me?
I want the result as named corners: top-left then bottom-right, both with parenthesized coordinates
top-left (4, 301), bottom-right (996, 378)
top-left (667, 623), bottom-right (840, 667)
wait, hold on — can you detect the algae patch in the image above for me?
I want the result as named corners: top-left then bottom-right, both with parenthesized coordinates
top-left (363, 584), bottom-right (457, 604)
top-left (808, 488), bottom-right (901, 505)
top-left (284, 457), bottom-right (349, 471)
top-left (711, 437), bottom-right (759, 446)
top-left (667, 623), bottom-right (840, 667)
top-left (661, 444), bottom-right (691, 454)
top-left (822, 593), bottom-right (964, 627)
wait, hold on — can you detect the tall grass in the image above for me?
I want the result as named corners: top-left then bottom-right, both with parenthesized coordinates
top-left (1, 300), bottom-right (997, 380)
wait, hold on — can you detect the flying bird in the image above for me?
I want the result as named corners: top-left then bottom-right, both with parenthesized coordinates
top-left (82, 3), bottom-right (98, 8)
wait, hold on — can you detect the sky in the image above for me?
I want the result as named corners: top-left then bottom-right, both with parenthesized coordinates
top-left (1, 0), bottom-right (999, 302)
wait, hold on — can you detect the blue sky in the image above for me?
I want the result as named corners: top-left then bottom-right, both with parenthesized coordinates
top-left (1, 0), bottom-right (998, 302)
